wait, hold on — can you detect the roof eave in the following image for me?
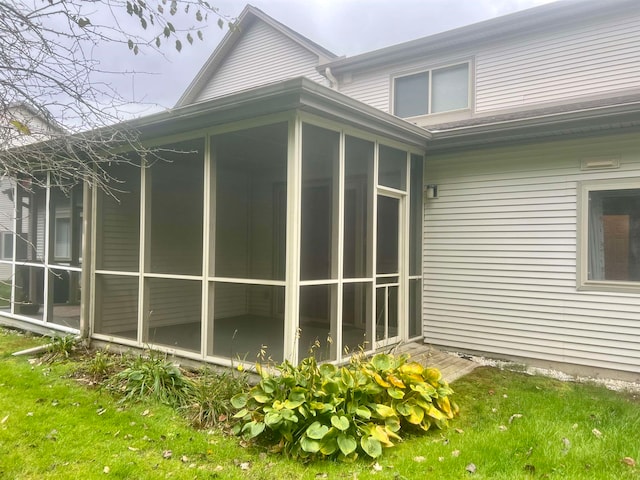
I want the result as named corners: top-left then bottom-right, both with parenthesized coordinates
top-left (321, 0), bottom-right (635, 75)
top-left (427, 102), bottom-right (640, 152)
top-left (137, 77), bottom-right (429, 148)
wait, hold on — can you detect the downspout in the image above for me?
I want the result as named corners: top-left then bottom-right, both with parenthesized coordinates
top-left (324, 67), bottom-right (339, 90)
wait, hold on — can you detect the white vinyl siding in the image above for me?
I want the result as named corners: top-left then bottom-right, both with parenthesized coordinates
top-left (337, 10), bottom-right (640, 118)
top-left (423, 132), bottom-right (640, 375)
top-left (0, 179), bottom-right (14, 280)
top-left (195, 20), bottom-right (327, 102)
top-left (475, 14), bottom-right (640, 112)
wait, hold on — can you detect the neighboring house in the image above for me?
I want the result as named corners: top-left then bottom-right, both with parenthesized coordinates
top-left (1, 0), bottom-right (639, 381)
top-left (0, 103), bottom-right (62, 281)
top-left (0, 104), bottom-right (76, 325)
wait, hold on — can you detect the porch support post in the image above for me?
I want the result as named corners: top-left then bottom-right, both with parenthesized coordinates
top-left (333, 132), bottom-right (345, 361)
top-left (283, 113), bottom-right (302, 364)
top-left (138, 157), bottom-right (151, 345)
top-left (44, 172), bottom-right (53, 323)
top-left (201, 135), bottom-right (212, 358)
top-left (79, 180), bottom-right (92, 339)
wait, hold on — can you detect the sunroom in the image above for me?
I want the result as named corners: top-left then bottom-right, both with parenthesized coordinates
top-left (3, 78), bottom-right (429, 367)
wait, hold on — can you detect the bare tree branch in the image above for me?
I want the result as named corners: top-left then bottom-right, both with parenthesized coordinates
top-left (0, 0), bottom-right (233, 192)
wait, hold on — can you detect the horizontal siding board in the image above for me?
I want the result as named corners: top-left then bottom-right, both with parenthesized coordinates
top-left (197, 20), bottom-right (327, 102)
top-left (423, 132), bottom-right (640, 374)
top-left (476, 13), bottom-right (640, 112)
top-left (426, 305), bottom-right (640, 331)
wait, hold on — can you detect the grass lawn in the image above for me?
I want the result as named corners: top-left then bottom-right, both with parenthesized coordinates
top-left (0, 328), bottom-right (639, 479)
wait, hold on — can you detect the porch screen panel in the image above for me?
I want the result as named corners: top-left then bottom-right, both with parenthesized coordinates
top-left (97, 162), bottom-right (141, 272)
top-left (301, 124), bottom-right (339, 281)
top-left (50, 185), bottom-right (82, 266)
top-left (50, 268), bottom-right (81, 330)
top-left (299, 284), bottom-right (337, 361)
top-left (342, 282), bottom-right (372, 354)
top-left (94, 274), bottom-right (138, 340)
top-left (16, 182), bottom-right (45, 263)
top-left (149, 138), bottom-right (204, 276)
top-left (210, 282), bottom-right (284, 362)
top-left (148, 278), bottom-right (201, 353)
top-left (14, 265), bottom-right (44, 320)
top-left (213, 123), bottom-right (287, 281)
top-left (344, 136), bottom-right (374, 279)
top-left (408, 279), bottom-right (422, 338)
top-left (409, 154), bottom-right (424, 277)
top-left (378, 145), bottom-right (407, 191)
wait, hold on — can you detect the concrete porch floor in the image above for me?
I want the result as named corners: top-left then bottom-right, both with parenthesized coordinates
top-left (393, 342), bottom-right (478, 383)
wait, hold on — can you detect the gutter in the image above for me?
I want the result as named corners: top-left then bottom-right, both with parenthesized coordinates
top-left (426, 99), bottom-right (640, 150)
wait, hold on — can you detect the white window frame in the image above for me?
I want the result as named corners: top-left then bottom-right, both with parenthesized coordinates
top-left (577, 178), bottom-right (640, 293)
top-left (391, 60), bottom-right (472, 119)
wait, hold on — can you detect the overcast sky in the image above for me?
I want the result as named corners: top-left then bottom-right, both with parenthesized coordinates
top-left (106, 0), bottom-right (560, 115)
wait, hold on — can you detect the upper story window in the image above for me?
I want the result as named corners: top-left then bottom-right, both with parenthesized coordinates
top-left (393, 63), bottom-right (470, 118)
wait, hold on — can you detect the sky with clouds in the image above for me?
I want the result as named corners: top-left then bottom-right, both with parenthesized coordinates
top-left (103, 0), bottom-right (560, 115)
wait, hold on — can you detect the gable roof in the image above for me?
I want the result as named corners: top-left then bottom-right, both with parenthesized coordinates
top-left (320, 0), bottom-right (638, 75)
top-left (175, 4), bottom-right (338, 107)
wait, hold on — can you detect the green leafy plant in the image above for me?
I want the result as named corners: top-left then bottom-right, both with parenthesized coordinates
top-left (230, 352), bottom-right (458, 461)
top-left (40, 334), bottom-right (78, 363)
top-left (83, 348), bottom-right (118, 382)
top-left (107, 351), bottom-right (193, 407)
top-left (182, 367), bottom-right (249, 429)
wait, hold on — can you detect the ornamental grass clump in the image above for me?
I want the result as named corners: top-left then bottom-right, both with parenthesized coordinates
top-left (230, 352), bottom-right (458, 461)
top-left (107, 351), bottom-right (193, 408)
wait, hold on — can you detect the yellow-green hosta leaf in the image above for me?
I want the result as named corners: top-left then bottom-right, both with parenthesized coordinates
top-left (264, 411), bottom-right (283, 427)
top-left (231, 393), bottom-right (248, 409)
top-left (396, 402), bottom-right (411, 417)
top-left (320, 437), bottom-right (339, 456)
top-left (232, 408), bottom-right (248, 419)
top-left (361, 436), bottom-right (382, 458)
top-left (371, 425), bottom-right (394, 447)
top-left (387, 373), bottom-right (406, 389)
top-left (371, 353), bottom-right (393, 371)
top-left (399, 362), bottom-right (424, 376)
top-left (337, 433), bottom-right (357, 456)
top-left (423, 367), bottom-right (442, 384)
top-left (355, 406), bottom-right (371, 419)
top-left (241, 420), bottom-right (265, 439)
top-left (300, 435), bottom-right (321, 453)
top-left (426, 405), bottom-right (447, 422)
top-left (373, 372), bottom-right (391, 388)
top-left (331, 415), bottom-right (350, 431)
top-left (306, 421), bottom-right (330, 440)
top-left (407, 405), bottom-right (425, 425)
top-left (341, 367), bottom-right (355, 388)
top-left (387, 387), bottom-right (405, 399)
top-left (435, 396), bottom-right (453, 417)
top-left (373, 403), bottom-right (395, 418)
top-left (411, 382), bottom-right (437, 399)
top-left (385, 416), bottom-right (401, 433)
top-left (280, 409), bottom-right (298, 423)
top-left (319, 363), bottom-right (337, 376)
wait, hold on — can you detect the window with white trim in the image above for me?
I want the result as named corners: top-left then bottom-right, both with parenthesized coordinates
top-left (393, 63), bottom-right (470, 118)
top-left (581, 182), bottom-right (640, 288)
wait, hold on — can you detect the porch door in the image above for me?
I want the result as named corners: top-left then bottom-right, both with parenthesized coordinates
top-left (375, 193), bottom-right (402, 346)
